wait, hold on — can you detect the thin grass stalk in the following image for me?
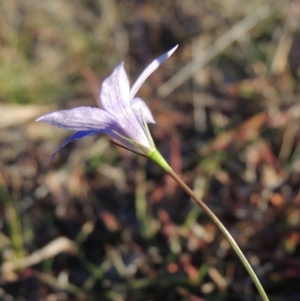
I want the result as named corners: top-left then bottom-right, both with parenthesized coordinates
top-left (135, 157), bottom-right (152, 239)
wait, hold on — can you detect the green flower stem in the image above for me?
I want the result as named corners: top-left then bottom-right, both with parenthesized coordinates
top-left (167, 169), bottom-right (269, 301)
top-left (148, 149), bottom-right (268, 300)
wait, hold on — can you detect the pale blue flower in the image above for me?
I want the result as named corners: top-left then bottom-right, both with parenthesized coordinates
top-left (37, 45), bottom-right (178, 159)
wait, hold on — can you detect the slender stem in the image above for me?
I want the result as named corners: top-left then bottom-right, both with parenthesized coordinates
top-left (167, 169), bottom-right (269, 301)
top-left (135, 157), bottom-right (151, 239)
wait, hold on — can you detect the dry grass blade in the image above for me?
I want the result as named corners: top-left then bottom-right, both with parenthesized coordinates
top-left (271, 1), bottom-right (300, 75)
top-left (176, 287), bottom-right (208, 301)
top-left (1, 237), bottom-right (78, 279)
top-left (208, 267), bottom-right (227, 292)
top-left (200, 111), bottom-right (268, 155)
top-left (0, 104), bottom-right (57, 129)
top-left (192, 37), bottom-right (209, 133)
top-left (30, 270), bottom-right (85, 296)
top-left (157, 5), bottom-right (275, 98)
top-left (99, 0), bottom-right (128, 58)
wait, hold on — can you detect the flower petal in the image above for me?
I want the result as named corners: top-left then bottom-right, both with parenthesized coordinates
top-left (129, 45), bottom-right (178, 100)
top-left (132, 97), bottom-right (155, 124)
top-left (100, 63), bottom-right (150, 147)
top-left (100, 63), bottom-right (131, 115)
top-left (51, 130), bottom-right (100, 160)
top-left (36, 107), bottom-right (118, 131)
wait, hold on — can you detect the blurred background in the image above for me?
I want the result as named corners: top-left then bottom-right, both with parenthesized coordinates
top-left (1, 0), bottom-right (300, 300)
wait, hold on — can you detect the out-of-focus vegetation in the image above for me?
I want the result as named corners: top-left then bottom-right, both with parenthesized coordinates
top-left (1, 0), bottom-right (300, 300)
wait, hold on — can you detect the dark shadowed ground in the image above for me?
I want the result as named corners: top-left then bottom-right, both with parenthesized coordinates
top-left (1, 0), bottom-right (300, 300)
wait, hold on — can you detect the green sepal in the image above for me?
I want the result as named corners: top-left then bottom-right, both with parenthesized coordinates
top-left (140, 108), bottom-right (155, 149)
top-left (112, 130), bottom-right (150, 154)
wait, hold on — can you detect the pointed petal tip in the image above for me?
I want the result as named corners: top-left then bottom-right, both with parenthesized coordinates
top-left (169, 44), bottom-right (179, 53)
top-left (51, 152), bottom-right (58, 161)
top-left (35, 113), bottom-right (53, 123)
top-left (115, 61), bottom-right (125, 68)
top-left (50, 130), bottom-right (101, 161)
top-left (164, 44), bottom-right (179, 58)
top-left (156, 44), bottom-right (178, 64)
top-left (146, 114), bottom-right (156, 124)
top-left (144, 117), bottom-right (155, 124)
